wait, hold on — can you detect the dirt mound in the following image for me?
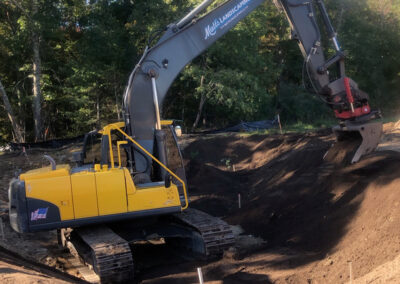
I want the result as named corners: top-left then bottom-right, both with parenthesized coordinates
top-left (383, 119), bottom-right (400, 132)
top-left (183, 128), bottom-right (400, 283)
top-left (378, 120), bottom-right (400, 153)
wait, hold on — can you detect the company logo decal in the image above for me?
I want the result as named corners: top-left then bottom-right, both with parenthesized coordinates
top-left (204, 0), bottom-right (252, 40)
top-left (31, 208), bottom-right (48, 221)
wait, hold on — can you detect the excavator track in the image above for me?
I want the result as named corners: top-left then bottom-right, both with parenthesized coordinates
top-left (173, 208), bottom-right (235, 258)
top-left (65, 226), bottom-right (134, 283)
top-left (62, 210), bottom-right (233, 282)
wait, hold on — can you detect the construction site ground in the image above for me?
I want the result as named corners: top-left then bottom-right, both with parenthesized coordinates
top-left (1, 121), bottom-right (400, 283)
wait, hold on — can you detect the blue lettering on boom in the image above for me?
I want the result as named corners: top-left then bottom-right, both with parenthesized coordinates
top-left (204, 0), bottom-right (252, 40)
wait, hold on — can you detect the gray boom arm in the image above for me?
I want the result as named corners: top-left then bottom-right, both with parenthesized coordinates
top-left (123, 0), bottom-right (346, 173)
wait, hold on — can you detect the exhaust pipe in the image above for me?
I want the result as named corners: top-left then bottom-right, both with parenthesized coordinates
top-left (324, 120), bottom-right (382, 165)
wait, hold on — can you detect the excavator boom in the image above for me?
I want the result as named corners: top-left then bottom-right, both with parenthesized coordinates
top-left (124, 0), bottom-right (381, 173)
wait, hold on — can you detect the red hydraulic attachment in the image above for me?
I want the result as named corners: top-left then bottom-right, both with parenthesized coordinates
top-left (344, 77), bottom-right (354, 111)
top-left (334, 77), bottom-right (371, 119)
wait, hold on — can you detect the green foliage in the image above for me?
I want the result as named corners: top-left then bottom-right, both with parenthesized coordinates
top-left (0, 0), bottom-right (399, 142)
top-left (166, 2), bottom-right (285, 129)
top-left (277, 83), bottom-right (332, 124)
top-left (330, 0), bottom-right (400, 112)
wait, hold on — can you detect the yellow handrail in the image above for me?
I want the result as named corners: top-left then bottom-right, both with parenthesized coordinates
top-left (117, 141), bottom-right (128, 168)
top-left (104, 123), bottom-right (188, 210)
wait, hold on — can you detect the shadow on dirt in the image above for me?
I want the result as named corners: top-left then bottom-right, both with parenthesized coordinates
top-left (140, 272), bottom-right (272, 284)
top-left (183, 132), bottom-right (400, 270)
top-left (221, 271), bottom-right (272, 283)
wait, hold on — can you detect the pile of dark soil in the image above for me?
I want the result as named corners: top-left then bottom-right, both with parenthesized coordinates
top-left (183, 128), bottom-right (400, 283)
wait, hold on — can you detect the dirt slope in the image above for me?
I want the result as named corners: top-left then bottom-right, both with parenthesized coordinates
top-left (180, 125), bottom-right (400, 283)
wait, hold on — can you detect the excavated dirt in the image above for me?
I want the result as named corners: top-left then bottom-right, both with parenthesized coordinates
top-left (141, 123), bottom-right (400, 283)
top-left (0, 246), bottom-right (86, 284)
top-left (1, 122), bottom-right (400, 283)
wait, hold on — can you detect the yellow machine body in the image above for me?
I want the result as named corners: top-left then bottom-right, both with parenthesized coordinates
top-left (9, 122), bottom-right (187, 233)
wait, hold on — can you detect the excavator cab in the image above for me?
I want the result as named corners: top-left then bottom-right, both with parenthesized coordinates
top-left (72, 121), bottom-right (186, 184)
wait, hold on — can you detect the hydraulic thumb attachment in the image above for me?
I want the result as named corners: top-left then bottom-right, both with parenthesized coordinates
top-left (277, 0), bottom-right (382, 164)
top-left (325, 120), bottom-right (382, 165)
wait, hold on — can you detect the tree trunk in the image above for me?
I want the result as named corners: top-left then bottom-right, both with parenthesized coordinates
top-left (32, 0), bottom-right (43, 141)
top-left (96, 94), bottom-right (100, 129)
top-left (192, 75), bottom-right (206, 132)
top-left (0, 79), bottom-right (24, 142)
top-left (114, 72), bottom-right (121, 121)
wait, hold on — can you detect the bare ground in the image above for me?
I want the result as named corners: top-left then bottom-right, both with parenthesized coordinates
top-left (1, 122), bottom-right (400, 283)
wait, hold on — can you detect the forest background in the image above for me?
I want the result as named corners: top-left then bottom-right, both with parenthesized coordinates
top-left (0, 0), bottom-right (399, 143)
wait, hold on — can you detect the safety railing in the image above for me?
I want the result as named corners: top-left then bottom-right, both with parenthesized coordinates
top-left (102, 123), bottom-right (189, 210)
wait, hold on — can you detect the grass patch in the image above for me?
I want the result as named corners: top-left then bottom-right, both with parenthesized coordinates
top-left (239, 119), bottom-right (335, 137)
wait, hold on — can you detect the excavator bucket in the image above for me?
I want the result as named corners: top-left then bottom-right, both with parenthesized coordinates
top-left (324, 121), bottom-right (382, 165)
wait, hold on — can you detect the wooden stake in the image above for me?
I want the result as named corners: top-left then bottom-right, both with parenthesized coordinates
top-left (349, 261), bottom-right (353, 284)
top-left (197, 267), bottom-right (204, 284)
top-left (277, 114), bottom-right (283, 134)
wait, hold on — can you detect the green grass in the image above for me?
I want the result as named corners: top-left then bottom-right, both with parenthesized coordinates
top-left (281, 121), bottom-right (331, 132)
top-left (239, 119), bottom-right (335, 137)
top-left (238, 113), bottom-right (400, 137)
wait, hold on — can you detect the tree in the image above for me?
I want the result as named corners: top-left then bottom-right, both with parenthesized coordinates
top-left (0, 79), bottom-right (24, 142)
top-left (1, 0), bottom-right (400, 142)
top-left (31, 0), bottom-right (43, 141)
top-left (7, 0), bottom-right (45, 141)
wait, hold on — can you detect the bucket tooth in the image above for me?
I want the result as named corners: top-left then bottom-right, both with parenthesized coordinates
top-left (325, 121), bottom-right (382, 165)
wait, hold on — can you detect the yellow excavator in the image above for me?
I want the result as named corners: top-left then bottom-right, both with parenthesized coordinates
top-left (10, 120), bottom-right (235, 282)
top-left (9, 0), bottom-right (382, 282)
